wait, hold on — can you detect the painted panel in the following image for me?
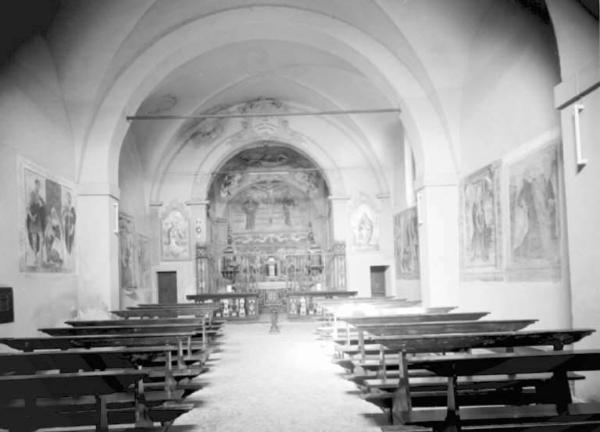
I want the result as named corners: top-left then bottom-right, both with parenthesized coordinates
top-left (119, 212), bottom-right (138, 303)
top-left (508, 142), bottom-right (561, 280)
top-left (160, 202), bottom-right (191, 261)
top-left (18, 157), bottom-right (76, 272)
top-left (460, 161), bottom-right (502, 280)
top-left (394, 207), bottom-right (419, 279)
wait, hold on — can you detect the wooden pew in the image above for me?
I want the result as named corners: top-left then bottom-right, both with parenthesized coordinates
top-left (339, 312), bottom-right (489, 326)
top-left (318, 299), bottom-right (440, 339)
top-left (65, 317), bottom-right (224, 332)
top-left (353, 319), bottom-right (537, 337)
top-left (112, 304), bottom-right (218, 319)
top-left (352, 329), bottom-right (594, 427)
top-left (348, 329), bottom-right (593, 376)
top-left (334, 320), bottom-right (537, 352)
top-left (38, 323), bottom-right (221, 349)
top-left (332, 312), bottom-right (490, 350)
top-left (386, 349), bottom-right (600, 432)
top-left (0, 332), bottom-right (198, 364)
top-left (0, 369), bottom-right (179, 432)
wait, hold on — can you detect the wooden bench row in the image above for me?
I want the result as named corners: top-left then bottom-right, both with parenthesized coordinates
top-left (318, 297), bottom-right (600, 432)
top-left (0, 303), bottom-right (225, 432)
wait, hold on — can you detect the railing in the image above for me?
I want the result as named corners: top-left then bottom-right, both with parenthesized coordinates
top-left (195, 242), bottom-right (346, 293)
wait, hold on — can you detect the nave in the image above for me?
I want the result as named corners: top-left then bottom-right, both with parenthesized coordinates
top-left (178, 320), bottom-right (384, 432)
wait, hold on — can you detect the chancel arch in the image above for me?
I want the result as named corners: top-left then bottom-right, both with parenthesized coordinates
top-left (198, 144), bottom-right (339, 297)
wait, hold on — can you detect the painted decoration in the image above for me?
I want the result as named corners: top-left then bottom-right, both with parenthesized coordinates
top-left (138, 234), bottom-right (152, 302)
top-left (394, 207), bottom-right (420, 279)
top-left (119, 213), bottom-right (138, 302)
top-left (508, 143), bottom-right (561, 279)
top-left (19, 157), bottom-right (76, 272)
top-left (161, 202), bottom-right (191, 260)
top-left (349, 193), bottom-right (379, 251)
top-left (460, 162), bottom-right (502, 279)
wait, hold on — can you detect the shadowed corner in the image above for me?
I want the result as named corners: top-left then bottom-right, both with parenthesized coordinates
top-left (360, 411), bottom-right (392, 427)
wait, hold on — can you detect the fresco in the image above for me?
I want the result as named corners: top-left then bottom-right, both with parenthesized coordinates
top-left (119, 213), bottom-right (138, 302)
top-left (460, 162), bottom-right (502, 279)
top-left (349, 193), bottom-right (379, 251)
top-left (161, 202), bottom-right (191, 261)
top-left (508, 143), bottom-right (561, 279)
top-left (394, 207), bottom-right (420, 279)
top-left (19, 157), bottom-right (76, 272)
top-left (137, 234), bottom-right (153, 303)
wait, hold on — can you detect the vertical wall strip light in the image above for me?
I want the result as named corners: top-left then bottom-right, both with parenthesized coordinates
top-left (416, 190), bottom-right (424, 226)
top-left (573, 103), bottom-right (587, 172)
top-left (113, 202), bottom-right (119, 234)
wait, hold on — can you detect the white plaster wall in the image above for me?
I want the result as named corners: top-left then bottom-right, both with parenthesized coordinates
top-left (560, 86), bottom-right (600, 401)
top-left (454, 9), bottom-right (566, 327)
top-left (118, 131), bottom-right (154, 306)
top-left (0, 38), bottom-right (77, 337)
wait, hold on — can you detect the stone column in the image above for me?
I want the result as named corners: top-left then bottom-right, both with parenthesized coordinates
top-left (76, 183), bottom-right (120, 316)
top-left (416, 183), bottom-right (460, 308)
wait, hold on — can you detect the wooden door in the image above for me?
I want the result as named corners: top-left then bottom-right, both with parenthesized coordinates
top-left (157, 271), bottom-right (177, 304)
top-left (370, 266), bottom-right (387, 297)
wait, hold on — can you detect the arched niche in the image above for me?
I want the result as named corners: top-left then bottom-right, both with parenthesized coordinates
top-left (207, 144), bottom-right (331, 256)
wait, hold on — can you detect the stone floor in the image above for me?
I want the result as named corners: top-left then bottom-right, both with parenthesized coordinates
top-left (177, 317), bottom-right (387, 432)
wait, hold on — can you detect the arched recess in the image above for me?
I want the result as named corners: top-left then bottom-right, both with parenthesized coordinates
top-left (152, 99), bottom-right (359, 204)
top-left (78, 6), bottom-right (457, 191)
top-left (206, 144), bottom-right (332, 253)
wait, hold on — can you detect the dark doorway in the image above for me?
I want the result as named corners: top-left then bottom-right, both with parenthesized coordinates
top-left (157, 271), bottom-right (177, 304)
top-left (370, 266), bottom-right (387, 297)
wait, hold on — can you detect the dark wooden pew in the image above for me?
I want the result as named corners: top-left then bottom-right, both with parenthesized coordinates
top-left (0, 346), bottom-right (175, 373)
top-left (65, 317), bottom-right (224, 332)
top-left (353, 319), bottom-right (537, 337)
top-left (339, 312), bottom-right (489, 326)
top-left (348, 329), bottom-right (593, 375)
top-left (38, 323), bottom-right (221, 349)
top-left (331, 312), bottom-right (490, 348)
top-left (341, 329), bottom-right (594, 423)
top-left (112, 305), bottom-right (218, 319)
top-left (333, 319), bottom-right (538, 358)
top-left (0, 332), bottom-right (198, 365)
top-left (388, 349), bottom-right (600, 432)
top-left (318, 300), bottom-right (448, 339)
top-left (0, 369), bottom-right (188, 432)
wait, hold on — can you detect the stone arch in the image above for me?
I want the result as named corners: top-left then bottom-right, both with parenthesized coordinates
top-left (79, 5), bottom-right (457, 192)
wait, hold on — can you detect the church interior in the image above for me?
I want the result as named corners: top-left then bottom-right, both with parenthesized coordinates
top-left (0, 1), bottom-right (599, 431)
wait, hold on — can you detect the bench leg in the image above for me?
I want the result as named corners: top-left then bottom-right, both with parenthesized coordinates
top-left (392, 352), bottom-right (411, 425)
top-left (135, 376), bottom-right (154, 428)
top-left (95, 395), bottom-right (108, 432)
top-left (442, 375), bottom-right (460, 432)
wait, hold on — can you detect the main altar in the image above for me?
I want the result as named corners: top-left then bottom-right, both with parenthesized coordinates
top-left (193, 145), bottom-right (348, 320)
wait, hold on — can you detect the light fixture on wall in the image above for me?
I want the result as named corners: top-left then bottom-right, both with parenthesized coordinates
top-left (573, 103), bottom-right (587, 172)
top-left (416, 190), bottom-right (424, 226)
top-left (113, 203), bottom-right (119, 234)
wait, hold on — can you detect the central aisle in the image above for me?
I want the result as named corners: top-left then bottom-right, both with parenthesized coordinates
top-left (178, 319), bottom-right (386, 432)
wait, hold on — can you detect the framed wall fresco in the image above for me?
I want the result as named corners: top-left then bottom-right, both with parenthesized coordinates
top-left (119, 212), bottom-right (138, 302)
top-left (507, 142), bottom-right (561, 280)
top-left (394, 207), bottom-right (420, 279)
top-left (160, 201), bottom-right (191, 261)
top-left (18, 157), bottom-right (77, 273)
top-left (137, 234), bottom-right (153, 303)
top-left (459, 161), bottom-right (502, 280)
top-left (349, 193), bottom-right (379, 251)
